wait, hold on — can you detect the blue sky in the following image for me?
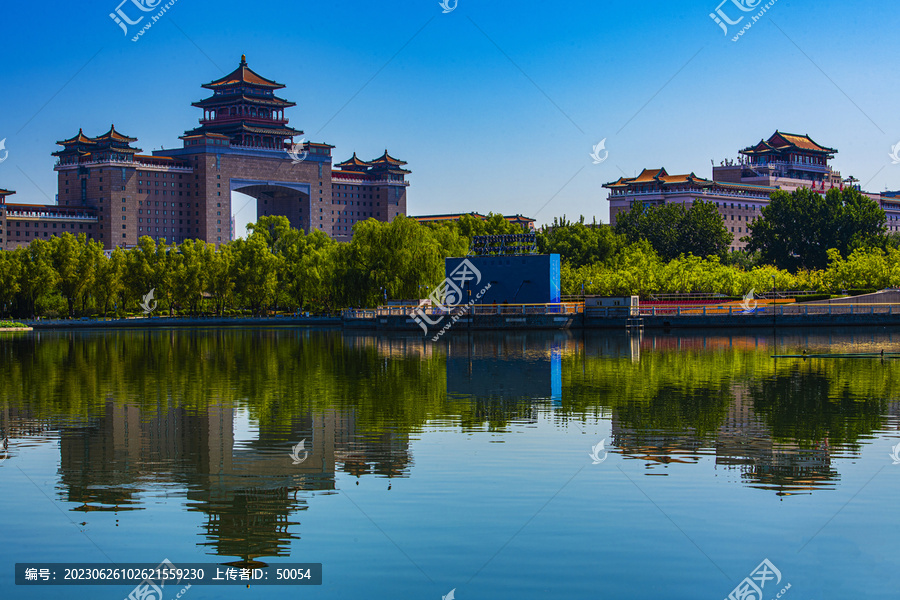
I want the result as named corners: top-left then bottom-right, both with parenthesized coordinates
top-left (2, 0), bottom-right (900, 236)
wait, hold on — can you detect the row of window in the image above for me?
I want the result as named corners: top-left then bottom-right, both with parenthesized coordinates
top-left (9, 221), bottom-right (92, 229)
top-left (715, 202), bottom-right (760, 211)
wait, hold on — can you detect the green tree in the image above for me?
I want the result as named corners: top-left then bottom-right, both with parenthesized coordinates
top-left (614, 200), bottom-right (732, 260)
top-left (233, 234), bottom-right (280, 315)
top-left (538, 216), bottom-right (624, 268)
top-left (17, 240), bottom-right (58, 317)
top-left (455, 213), bottom-right (524, 238)
top-left (50, 233), bottom-right (97, 317)
top-left (745, 187), bottom-right (886, 271)
top-left (95, 247), bottom-right (125, 317)
top-left (173, 239), bottom-right (209, 315)
top-left (207, 244), bottom-right (236, 316)
top-left (124, 237), bottom-right (176, 314)
top-left (78, 237), bottom-right (105, 314)
top-left (0, 250), bottom-right (22, 316)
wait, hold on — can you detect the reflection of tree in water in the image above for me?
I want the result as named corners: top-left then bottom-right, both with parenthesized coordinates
top-left (614, 385), bottom-right (733, 440)
top-left (608, 386), bottom-right (732, 467)
top-left (3, 328), bottom-right (900, 524)
top-left (748, 365), bottom-right (889, 447)
top-left (735, 364), bottom-right (890, 494)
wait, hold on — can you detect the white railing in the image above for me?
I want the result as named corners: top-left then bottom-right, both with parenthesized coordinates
top-left (6, 212), bottom-right (97, 221)
top-left (55, 158), bottom-right (192, 172)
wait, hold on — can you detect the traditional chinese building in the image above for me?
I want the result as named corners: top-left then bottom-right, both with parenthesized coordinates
top-left (3, 55), bottom-right (409, 250)
top-left (152, 55), bottom-right (409, 244)
top-left (713, 131), bottom-right (841, 190)
top-left (604, 131), bottom-right (900, 251)
top-left (409, 212), bottom-right (536, 231)
top-left (603, 168), bottom-right (776, 251)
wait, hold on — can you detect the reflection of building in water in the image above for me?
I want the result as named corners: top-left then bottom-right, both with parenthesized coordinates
top-left (346, 333), bottom-right (438, 360)
top-left (53, 401), bottom-right (410, 563)
top-left (715, 392), bottom-right (838, 494)
top-left (445, 333), bottom-right (566, 410)
top-left (0, 406), bottom-right (60, 464)
top-left (337, 432), bottom-right (411, 479)
top-left (609, 389), bottom-right (840, 494)
top-left (610, 421), bottom-right (708, 467)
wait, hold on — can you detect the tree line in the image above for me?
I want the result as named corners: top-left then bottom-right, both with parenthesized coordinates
top-left (1, 186), bottom-right (898, 318)
top-left (0, 213), bottom-right (523, 319)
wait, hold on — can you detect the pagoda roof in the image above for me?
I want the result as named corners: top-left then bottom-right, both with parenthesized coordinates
top-left (0, 188), bottom-right (14, 198)
top-left (741, 130), bottom-right (837, 156)
top-left (180, 133), bottom-right (231, 140)
top-left (411, 213), bottom-right (533, 223)
top-left (93, 124), bottom-right (138, 143)
top-left (192, 94), bottom-right (295, 109)
top-left (183, 122), bottom-right (303, 138)
top-left (237, 123), bottom-right (303, 136)
top-left (51, 147), bottom-right (93, 158)
top-left (369, 150), bottom-right (407, 166)
top-left (335, 153), bottom-right (373, 170)
top-left (603, 168), bottom-right (714, 189)
top-left (56, 128), bottom-right (97, 146)
top-left (203, 55), bottom-right (285, 90)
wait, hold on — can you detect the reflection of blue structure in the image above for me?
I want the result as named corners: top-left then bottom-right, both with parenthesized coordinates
top-left (551, 344), bottom-right (562, 406)
top-left (445, 254), bottom-right (561, 305)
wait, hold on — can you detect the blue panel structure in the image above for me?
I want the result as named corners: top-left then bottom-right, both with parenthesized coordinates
top-left (549, 254), bottom-right (561, 303)
top-left (444, 254), bottom-right (562, 305)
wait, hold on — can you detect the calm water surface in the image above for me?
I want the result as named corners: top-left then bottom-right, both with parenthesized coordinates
top-left (1, 328), bottom-right (899, 599)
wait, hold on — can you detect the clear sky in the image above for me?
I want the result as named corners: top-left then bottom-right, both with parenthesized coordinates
top-left (2, 0), bottom-right (900, 237)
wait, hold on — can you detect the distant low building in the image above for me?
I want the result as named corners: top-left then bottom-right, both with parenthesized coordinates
top-left (1, 188), bottom-right (101, 249)
top-left (410, 212), bottom-right (536, 231)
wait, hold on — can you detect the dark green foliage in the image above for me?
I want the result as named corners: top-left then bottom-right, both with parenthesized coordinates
top-left (537, 216), bottom-right (625, 268)
top-left (613, 199), bottom-right (733, 260)
top-left (744, 187), bottom-right (886, 271)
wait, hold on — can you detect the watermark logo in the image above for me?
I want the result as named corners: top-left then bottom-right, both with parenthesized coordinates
top-left (140, 288), bottom-right (157, 316)
top-left (0, 138), bottom-right (8, 164)
top-left (890, 442), bottom-right (900, 465)
top-left (889, 142), bottom-right (900, 165)
top-left (589, 439), bottom-right (608, 464)
top-left (288, 138), bottom-right (308, 164)
top-left (410, 259), bottom-right (492, 340)
top-left (110, 0), bottom-right (162, 34)
top-left (125, 558), bottom-right (190, 600)
top-left (442, 588), bottom-right (456, 600)
top-left (290, 440), bottom-right (309, 465)
top-left (111, 0), bottom-right (180, 42)
top-left (724, 559), bottom-right (790, 600)
top-left (590, 139), bottom-right (608, 164)
top-left (710, 0), bottom-right (777, 41)
top-left (439, 0), bottom-right (457, 13)
top-left (740, 288), bottom-right (758, 314)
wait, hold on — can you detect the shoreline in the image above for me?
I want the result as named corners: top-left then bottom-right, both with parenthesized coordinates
top-left (16, 312), bottom-right (900, 332)
top-left (23, 316), bottom-right (342, 330)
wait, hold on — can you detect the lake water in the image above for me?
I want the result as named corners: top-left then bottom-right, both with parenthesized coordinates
top-left (1, 327), bottom-right (899, 599)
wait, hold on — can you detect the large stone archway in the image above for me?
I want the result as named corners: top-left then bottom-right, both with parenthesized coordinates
top-left (230, 179), bottom-right (312, 236)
